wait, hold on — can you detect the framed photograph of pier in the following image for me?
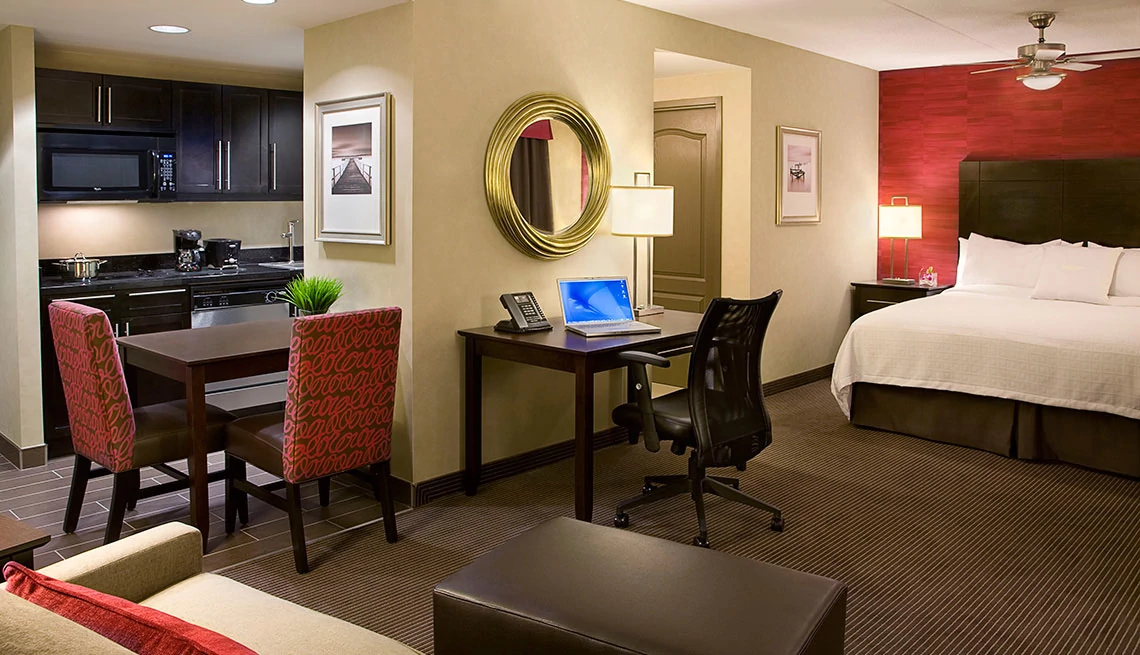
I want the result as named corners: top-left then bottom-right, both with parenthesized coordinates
top-left (775, 125), bottom-right (821, 225)
top-left (316, 93), bottom-right (393, 245)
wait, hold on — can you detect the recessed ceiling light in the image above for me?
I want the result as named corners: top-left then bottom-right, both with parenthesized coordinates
top-left (242, 0), bottom-right (277, 4)
top-left (149, 25), bottom-right (190, 34)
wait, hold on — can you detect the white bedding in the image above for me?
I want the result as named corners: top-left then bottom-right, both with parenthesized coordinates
top-left (831, 285), bottom-right (1140, 420)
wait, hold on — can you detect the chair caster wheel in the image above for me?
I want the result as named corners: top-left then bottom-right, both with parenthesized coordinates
top-left (614, 512), bottom-right (630, 528)
top-left (731, 480), bottom-right (740, 490)
top-left (692, 536), bottom-right (710, 548)
top-left (736, 463), bottom-right (747, 472)
top-left (770, 516), bottom-right (784, 532)
top-left (641, 484), bottom-right (655, 495)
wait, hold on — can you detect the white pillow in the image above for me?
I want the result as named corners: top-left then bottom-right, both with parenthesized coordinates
top-left (955, 237), bottom-right (968, 284)
top-left (1032, 244), bottom-right (1122, 305)
top-left (1088, 242), bottom-right (1140, 297)
top-left (959, 234), bottom-right (1074, 288)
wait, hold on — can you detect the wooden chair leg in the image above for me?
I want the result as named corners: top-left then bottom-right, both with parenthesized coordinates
top-left (318, 477), bottom-right (331, 508)
top-left (63, 455), bottom-right (92, 534)
top-left (225, 455), bottom-right (248, 534)
top-left (286, 482), bottom-right (309, 574)
top-left (104, 469), bottom-right (140, 545)
top-left (125, 480), bottom-right (139, 512)
top-left (371, 461), bottom-right (398, 544)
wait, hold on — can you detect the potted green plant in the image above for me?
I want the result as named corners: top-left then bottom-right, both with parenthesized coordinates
top-left (278, 275), bottom-right (344, 316)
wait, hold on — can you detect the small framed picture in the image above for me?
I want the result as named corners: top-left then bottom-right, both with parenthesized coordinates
top-left (776, 125), bottom-right (821, 225)
top-left (316, 93), bottom-right (393, 245)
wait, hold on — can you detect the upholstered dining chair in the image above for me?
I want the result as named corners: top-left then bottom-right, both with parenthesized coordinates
top-left (48, 301), bottom-right (236, 545)
top-left (610, 292), bottom-right (784, 548)
top-left (223, 307), bottom-right (403, 574)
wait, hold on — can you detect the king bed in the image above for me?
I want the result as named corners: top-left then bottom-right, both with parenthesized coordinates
top-left (833, 158), bottom-right (1140, 478)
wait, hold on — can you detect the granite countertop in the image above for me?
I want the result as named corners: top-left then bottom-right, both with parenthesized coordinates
top-left (40, 263), bottom-right (303, 294)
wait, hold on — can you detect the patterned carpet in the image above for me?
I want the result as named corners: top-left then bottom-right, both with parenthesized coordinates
top-left (220, 381), bottom-right (1140, 654)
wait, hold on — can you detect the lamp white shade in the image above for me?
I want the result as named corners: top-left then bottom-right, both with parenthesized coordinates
top-left (610, 185), bottom-right (674, 237)
top-left (878, 204), bottom-right (923, 239)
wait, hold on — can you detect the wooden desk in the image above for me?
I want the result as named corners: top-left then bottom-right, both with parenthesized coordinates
top-left (458, 310), bottom-right (703, 522)
top-left (117, 319), bottom-right (293, 547)
top-left (0, 514), bottom-right (50, 574)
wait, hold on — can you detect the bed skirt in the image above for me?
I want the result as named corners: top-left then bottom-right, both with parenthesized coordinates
top-left (850, 383), bottom-right (1140, 478)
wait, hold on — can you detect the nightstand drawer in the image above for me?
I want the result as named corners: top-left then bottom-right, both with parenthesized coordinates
top-left (850, 281), bottom-right (952, 323)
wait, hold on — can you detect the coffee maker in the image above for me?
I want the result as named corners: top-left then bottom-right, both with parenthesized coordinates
top-left (173, 229), bottom-right (203, 272)
top-left (204, 238), bottom-right (241, 269)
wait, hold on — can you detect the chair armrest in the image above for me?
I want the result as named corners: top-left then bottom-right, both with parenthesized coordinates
top-left (38, 523), bottom-right (203, 603)
top-left (618, 351), bottom-right (671, 368)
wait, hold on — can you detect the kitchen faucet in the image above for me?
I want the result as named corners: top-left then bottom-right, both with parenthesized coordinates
top-left (282, 220), bottom-right (298, 265)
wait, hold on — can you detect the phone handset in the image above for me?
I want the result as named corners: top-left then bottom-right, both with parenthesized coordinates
top-left (495, 292), bottom-right (553, 333)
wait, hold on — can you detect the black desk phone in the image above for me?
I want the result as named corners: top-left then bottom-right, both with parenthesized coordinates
top-left (496, 292), bottom-right (553, 333)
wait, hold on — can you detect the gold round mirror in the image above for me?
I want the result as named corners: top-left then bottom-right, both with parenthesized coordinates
top-left (485, 93), bottom-right (611, 260)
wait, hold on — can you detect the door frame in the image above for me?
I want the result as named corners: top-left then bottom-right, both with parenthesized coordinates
top-left (652, 96), bottom-right (723, 310)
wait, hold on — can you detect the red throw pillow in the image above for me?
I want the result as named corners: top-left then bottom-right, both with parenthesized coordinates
top-left (3, 562), bottom-right (255, 655)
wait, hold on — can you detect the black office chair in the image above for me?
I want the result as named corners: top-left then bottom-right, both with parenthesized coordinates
top-left (611, 291), bottom-right (783, 548)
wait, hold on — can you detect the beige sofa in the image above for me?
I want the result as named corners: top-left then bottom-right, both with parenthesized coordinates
top-left (0, 522), bottom-right (421, 655)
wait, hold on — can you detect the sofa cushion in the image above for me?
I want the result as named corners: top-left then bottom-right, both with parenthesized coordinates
top-left (0, 588), bottom-right (134, 655)
top-left (141, 572), bottom-right (423, 655)
top-left (3, 562), bottom-right (256, 655)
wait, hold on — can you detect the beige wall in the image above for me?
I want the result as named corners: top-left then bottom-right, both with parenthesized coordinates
top-left (307, 0), bottom-right (878, 484)
top-left (0, 26), bottom-right (44, 450)
top-left (654, 68), bottom-right (752, 298)
top-left (303, 4), bottom-right (416, 481)
top-left (36, 45), bottom-right (303, 260)
top-left (39, 202), bottom-right (301, 259)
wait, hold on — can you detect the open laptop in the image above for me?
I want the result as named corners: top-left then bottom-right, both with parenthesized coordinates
top-left (557, 277), bottom-right (662, 338)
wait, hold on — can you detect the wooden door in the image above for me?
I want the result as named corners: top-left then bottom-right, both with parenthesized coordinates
top-left (222, 86), bottom-right (269, 195)
top-left (652, 98), bottom-right (722, 313)
top-left (35, 69), bottom-right (103, 128)
top-left (174, 82), bottom-right (223, 196)
top-left (268, 90), bottom-right (303, 198)
top-left (104, 75), bottom-right (172, 131)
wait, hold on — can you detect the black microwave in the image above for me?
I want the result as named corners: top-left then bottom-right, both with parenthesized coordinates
top-left (38, 132), bottom-right (176, 202)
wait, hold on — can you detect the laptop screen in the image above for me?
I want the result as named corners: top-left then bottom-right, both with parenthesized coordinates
top-left (558, 278), bottom-right (635, 325)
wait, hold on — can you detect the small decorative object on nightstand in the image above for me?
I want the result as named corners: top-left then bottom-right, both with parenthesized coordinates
top-left (850, 280), bottom-right (952, 323)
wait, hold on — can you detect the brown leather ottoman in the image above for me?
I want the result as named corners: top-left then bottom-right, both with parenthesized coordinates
top-left (433, 517), bottom-right (846, 654)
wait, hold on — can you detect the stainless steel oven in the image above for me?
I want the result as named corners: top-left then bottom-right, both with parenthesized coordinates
top-left (38, 132), bottom-right (176, 203)
top-left (191, 284), bottom-right (291, 412)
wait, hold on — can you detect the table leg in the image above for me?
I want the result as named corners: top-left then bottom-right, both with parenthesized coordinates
top-left (574, 359), bottom-right (595, 522)
top-left (463, 339), bottom-right (483, 496)
top-left (626, 366), bottom-right (640, 445)
top-left (184, 366), bottom-right (210, 548)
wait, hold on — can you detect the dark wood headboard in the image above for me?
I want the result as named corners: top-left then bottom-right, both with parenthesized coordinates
top-left (958, 158), bottom-right (1140, 247)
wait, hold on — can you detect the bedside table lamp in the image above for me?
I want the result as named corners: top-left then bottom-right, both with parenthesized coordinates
top-left (610, 182), bottom-right (674, 316)
top-left (878, 197), bottom-right (922, 285)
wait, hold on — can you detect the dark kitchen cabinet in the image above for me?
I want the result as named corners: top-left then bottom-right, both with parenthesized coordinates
top-left (174, 82), bottom-right (223, 196)
top-left (104, 76), bottom-right (172, 131)
top-left (222, 86), bottom-right (269, 195)
top-left (121, 288), bottom-right (189, 408)
top-left (35, 69), bottom-right (103, 128)
top-left (36, 70), bottom-right (171, 132)
top-left (268, 90), bottom-right (303, 198)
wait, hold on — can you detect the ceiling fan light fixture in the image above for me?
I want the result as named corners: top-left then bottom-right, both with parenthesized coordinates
top-left (1018, 72), bottom-right (1065, 91)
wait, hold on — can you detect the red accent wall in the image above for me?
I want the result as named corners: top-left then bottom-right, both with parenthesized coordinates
top-left (878, 59), bottom-right (1140, 283)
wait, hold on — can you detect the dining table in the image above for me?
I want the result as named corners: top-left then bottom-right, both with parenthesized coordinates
top-left (116, 318), bottom-right (294, 548)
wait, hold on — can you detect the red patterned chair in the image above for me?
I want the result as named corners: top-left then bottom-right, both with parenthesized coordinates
top-left (224, 308), bottom-right (403, 573)
top-left (48, 301), bottom-right (236, 545)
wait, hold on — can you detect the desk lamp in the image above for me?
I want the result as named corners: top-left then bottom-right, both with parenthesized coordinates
top-left (878, 197), bottom-right (923, 284)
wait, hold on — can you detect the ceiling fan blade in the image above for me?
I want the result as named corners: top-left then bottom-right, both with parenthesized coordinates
top-left (1065, 49), bottom-right (1140, 63)
top-left (1054, 61), bottom-right (1101, 72)
top-left (970, 63), bottom-right (1029, 75)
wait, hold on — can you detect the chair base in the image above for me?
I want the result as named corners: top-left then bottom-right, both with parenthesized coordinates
top-left (614, 453), bottom-right (782, 547)
top-left (224, 455), bottom-right (399, 574)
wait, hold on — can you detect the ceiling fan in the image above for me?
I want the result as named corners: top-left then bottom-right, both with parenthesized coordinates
top-left (971, 11), bottom-right (1140, 90)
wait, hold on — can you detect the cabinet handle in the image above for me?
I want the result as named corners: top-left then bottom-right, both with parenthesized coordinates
top-left (271, 143), bottom-right (277, 191)
top-left (106, 87), bottom-right (111, 124)
top-left (124, 321), bottom-right (130, 337)
top-left (54, 293), bottom-right (115, 302)
top-left (866, 299), bottom-right (899, 306)
top-left (113, 322), bottom-right (120, 338)
top-left (217, 141), bottom-right (223, 191)
top-left (225, 141), bottom-right (231, 190)
top-left (97, 85), bottom-right (102, 123)
top-left (128, 289), bottom-right (187, 297)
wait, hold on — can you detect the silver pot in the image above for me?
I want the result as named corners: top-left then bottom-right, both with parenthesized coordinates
top-left (55, 253), bottom-right (108, 281)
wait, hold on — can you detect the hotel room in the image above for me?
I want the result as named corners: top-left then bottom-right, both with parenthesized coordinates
top-left (0, 1), bottom-right (1136, 653)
